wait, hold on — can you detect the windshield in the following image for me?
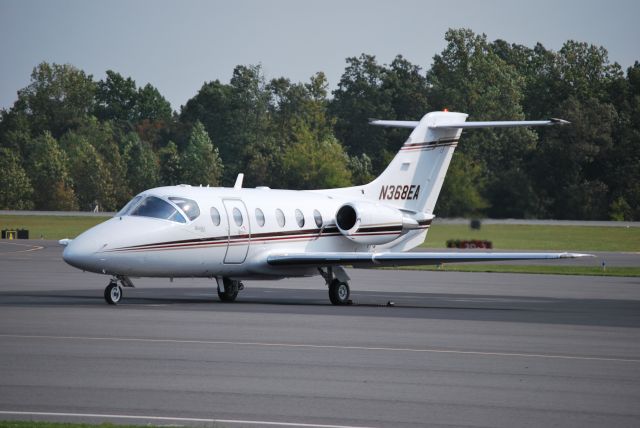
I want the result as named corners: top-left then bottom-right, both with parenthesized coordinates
top-left (169, 197), bottom-right (200, 221)
top-left (117, 195), bottom-right (142, 216)
top-left (130, 196), bottom-right (186, 223)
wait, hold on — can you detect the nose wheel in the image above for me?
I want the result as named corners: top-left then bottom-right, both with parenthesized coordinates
top-left (103, 276), bottom-right (133, 305)
top-left (104, 281), bottom-right (122, 305)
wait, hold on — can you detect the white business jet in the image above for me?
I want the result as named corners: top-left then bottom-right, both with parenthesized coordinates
top-left (61, 111), bottom-right (588, 305)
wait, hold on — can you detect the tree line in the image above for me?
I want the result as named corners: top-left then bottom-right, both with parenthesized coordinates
top-left (1, 28), bottom-right (638, 220)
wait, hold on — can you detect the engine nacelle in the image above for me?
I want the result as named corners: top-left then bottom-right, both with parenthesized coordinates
top-left (335, 202), bottom-right (417, 245)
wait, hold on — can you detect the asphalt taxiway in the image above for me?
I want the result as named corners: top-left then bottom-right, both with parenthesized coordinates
top-left (0, 241), bottom-right (639, 428)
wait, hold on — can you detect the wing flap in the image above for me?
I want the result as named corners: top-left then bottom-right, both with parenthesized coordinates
top-left (267, 251), bottom-right (592, 267)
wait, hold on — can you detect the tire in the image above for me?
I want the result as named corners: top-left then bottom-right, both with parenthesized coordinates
top-left (218, 278), bottom-right (239, 302)
top-left (329, 279), bottom-right (350, 305)
top-left (104, 282), bottom-right (122, 305)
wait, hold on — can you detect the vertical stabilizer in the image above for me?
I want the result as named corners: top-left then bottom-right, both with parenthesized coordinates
top-left (322, 111), bottom-right (566, 217)
top-left (363, 111), bottom-right (467, 213)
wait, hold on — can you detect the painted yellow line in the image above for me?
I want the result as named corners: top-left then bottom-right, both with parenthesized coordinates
top-left (1, 333), bottom-right (638, 363)
top-left (0, 410), bottom-right (374, 428)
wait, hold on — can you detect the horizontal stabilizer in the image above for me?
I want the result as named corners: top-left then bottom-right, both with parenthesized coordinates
top-left (369, 119), bottom-right (420, 128)
top-left (434, 118), bottom-right (570, 129)
top-left (369, 117), bottom-right (569, 129)
top-left (267, 251), bottom-right (592, 267)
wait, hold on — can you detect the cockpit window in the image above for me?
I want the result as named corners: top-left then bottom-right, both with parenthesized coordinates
top-left (130, 196), bottom-right (186, 223)
top-left (117, 195), bottom-right (142, 216)
top-left (169, 197), bottom-right (200, 221)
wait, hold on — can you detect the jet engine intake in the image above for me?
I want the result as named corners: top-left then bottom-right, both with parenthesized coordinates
top-left (335, 202), bottom-right (418, 245)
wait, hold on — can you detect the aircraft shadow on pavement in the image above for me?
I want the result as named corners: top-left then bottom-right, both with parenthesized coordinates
top-left (1, 287), bottom-right (639, 328)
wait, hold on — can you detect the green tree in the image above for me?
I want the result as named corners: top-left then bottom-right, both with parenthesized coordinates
top-left (180, 65), bottom-right (271, 185)
top-left (73, 118), bottom-right (129, 207)
top-left (158, 141), bottom-right (182, 185)
top-left (605, 62), bottom-right (640, 220)
top-left (0, 148), bottom-right (34, 209)
top-left (347, 153), bottom-right (374, 185)
top-left (436, 152), bottom-right (488, 217)
top-left (122, 133), bottom-right (159, 194)
top-left (268, 72), bottom-right (335, 145)
top-left (180, 79), bottom-right (234, 159)
top-left (61, 132), bottom-right (115, 211)
top-left (381, 55), bottom-right (430, 133)
top-left (14, 62), bottom-right (96, 138)
top-left (25, 131), bottom-right (77, 210)
top-left (180, 122), bottom-right (223, 186)
top-left (279, 124), bottom-right (351, 189)
top-left (427, 28), bottom-right (538, 218)
top-left (531, 96), bottom-right (617, 219)
top-left (94, 70), bottom-right (138, 122)
top-left (329, 54), bottom-right (394, 171)
top-left (136, 83), bottom-right (173, 122)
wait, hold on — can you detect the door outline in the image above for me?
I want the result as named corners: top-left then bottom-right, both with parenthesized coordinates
top-left (222, 199), bottom-right (250, 264)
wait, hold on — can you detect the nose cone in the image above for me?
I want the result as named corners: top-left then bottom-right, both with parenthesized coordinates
top-left (62, 219), bottom-right (118, 273)
top-left (63, 235), bottom-right (104, 273)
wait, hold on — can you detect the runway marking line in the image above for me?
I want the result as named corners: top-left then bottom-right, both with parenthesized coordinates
top-left (1, 333), bottom-right (639, 363)
top-left (0, 242), bottom-right (44, 254)
top-left (0, 411), bottom-right (374, 428)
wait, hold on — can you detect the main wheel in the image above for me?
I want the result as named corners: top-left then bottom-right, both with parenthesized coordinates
top-left (329, 279), bottom-right (350, 305)
top-left (104, 282), bottom-right (122, 305)
top-left (218, 277), bottom-right (239, 302)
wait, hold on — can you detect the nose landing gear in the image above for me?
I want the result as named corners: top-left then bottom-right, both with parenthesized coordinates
top-left (104, 280), bottom-right (122, 305)
top-left (104, 275), bottom-right (134, 305)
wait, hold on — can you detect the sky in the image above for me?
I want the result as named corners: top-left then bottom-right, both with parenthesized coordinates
top-left (1, 0), bottom-right (639, 112)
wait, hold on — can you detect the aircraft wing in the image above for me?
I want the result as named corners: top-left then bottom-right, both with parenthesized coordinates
top-left (266, 251), bottom-right (592, 267)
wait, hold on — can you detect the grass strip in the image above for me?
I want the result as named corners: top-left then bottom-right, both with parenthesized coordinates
top-left (0, 215), bottom-right (109, 240)
top-left (421, 224), bottom-right (640, 252)
top-left (384, 264), bottom-right (640, 277)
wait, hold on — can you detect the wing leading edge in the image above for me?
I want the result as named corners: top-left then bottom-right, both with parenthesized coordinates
top-left (267, 251), bottom-right (592, 267)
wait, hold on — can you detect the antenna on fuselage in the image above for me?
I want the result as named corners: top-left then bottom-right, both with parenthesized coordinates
top-left (234, 173), bottom-right (244, 189)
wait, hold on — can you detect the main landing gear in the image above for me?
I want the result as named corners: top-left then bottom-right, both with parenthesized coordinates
top-left (216, 277), bottom-right (244, 302)
top-left (319, 266), bottom-right (351, 305)
top-left (104, 275), bottom-right (134, 305)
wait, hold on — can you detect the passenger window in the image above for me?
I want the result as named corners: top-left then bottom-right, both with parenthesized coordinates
top-left (169, 197), bottom-right (200, 221)
top-left (130, 196), bottom-right (186, 223)
top-left (210, 207), bottom-right (221, 226)
top-left (313, 209), bottom-right (323, 228)
top-left (255, 208), bottom-right (265, 227)
top-left (275, 209), bottom-right (285, 227)
top-left (295, 209), bottom-right (305, 228)
top-left (233, 207), bottom-right (243, 226)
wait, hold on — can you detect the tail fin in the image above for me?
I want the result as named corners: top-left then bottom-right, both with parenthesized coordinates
top-left (364, 111), bottom-right (467, 214)
top-left (322, 111), bottom-right (568, 215)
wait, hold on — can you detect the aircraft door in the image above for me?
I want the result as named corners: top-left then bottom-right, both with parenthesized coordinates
top-left (222, 199), bottom-right (250, 263)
